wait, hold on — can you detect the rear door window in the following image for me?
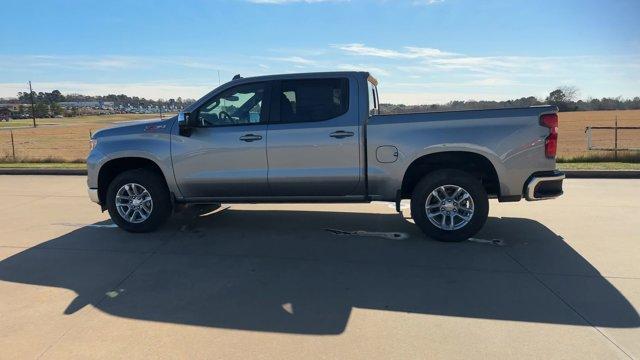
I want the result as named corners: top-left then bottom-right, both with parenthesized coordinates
top-left (277, 78), bottom-right (349, 123)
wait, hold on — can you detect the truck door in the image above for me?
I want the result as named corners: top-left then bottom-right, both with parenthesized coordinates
top-left (171, 82), bottom-right (271, 198)
top-left (266, 77), bottom-right (361, 196)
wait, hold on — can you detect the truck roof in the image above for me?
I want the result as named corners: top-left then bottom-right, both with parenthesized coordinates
top-left (185, 71), bottom-right (373, 113)
top-left (228, 71), bottom-right (370, 83)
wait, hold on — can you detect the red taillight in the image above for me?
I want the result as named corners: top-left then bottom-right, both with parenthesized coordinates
top-left (540, 114), bottom-right (558, 158)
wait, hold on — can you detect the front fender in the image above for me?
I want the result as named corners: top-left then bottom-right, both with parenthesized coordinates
top-left (87, 131), bottom-right (179, 197)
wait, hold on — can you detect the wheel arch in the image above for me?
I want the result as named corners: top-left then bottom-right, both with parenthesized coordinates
top-left (400, 151), bottom-right (501, 199)
top-left (97, 157), bottom-right (168, 205)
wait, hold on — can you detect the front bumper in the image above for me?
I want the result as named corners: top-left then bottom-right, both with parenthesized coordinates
top-left (88, 188), bottom-right (100, 204)
top-left (525, 171), bottom-right (565, 201)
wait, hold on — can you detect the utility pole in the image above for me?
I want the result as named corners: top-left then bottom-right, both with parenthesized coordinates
top-left (28, 81), bottom-right (36, 127)
top-left (614, 116), bottom-right (618, 161)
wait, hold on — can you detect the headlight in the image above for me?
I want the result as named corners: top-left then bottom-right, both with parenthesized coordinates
top-left (89, 139), bottom-right (98, 150)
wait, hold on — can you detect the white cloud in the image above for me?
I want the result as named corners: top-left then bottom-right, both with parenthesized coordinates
top-left (0, 55), bottom-right (146, 71)
top-left (380, 91), bottom-right (511, 105)
top-left (1, 49), bottom-right (637, 104)
top-left (336, 63), bottom-right (390, 76)
top-left (412, 0), bottom-right (444, 5)
top-left (268, 56), bottom-right (317, 65)
top-left (333, 43), bottom-right (457, 59)
top-left (388, 77), bottom-right (518, 88)
top-left (247, 0), bottom-right (346, 3)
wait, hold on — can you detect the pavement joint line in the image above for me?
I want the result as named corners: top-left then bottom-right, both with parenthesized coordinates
top-left (17, 245), bottom-right (159, 255)
top-left (502, 248), bottom-right (634, 359)
top-left (4, 242), bottom-right (639, 281)
top-left (36, 227), bottom-right (179, 359)
top-left (0, 196), bottom-right (51, 215)
top-left (152, 247), bottom-right (533, 276)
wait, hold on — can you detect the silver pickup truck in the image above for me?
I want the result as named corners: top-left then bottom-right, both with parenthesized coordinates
top-left (87, 71), bottom-right (564, 241)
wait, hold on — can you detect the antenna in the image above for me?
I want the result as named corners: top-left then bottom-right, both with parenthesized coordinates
top-left (217, 70), bottom-right (221, 85)
top-left (232, 74), bottom-right (242, 80)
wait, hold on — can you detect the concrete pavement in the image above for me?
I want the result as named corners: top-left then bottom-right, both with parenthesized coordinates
top-left (0, 176), bottom-right (639, 359)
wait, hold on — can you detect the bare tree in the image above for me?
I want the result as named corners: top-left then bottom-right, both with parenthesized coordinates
top-left (558, 86), bottom-right (579, 102)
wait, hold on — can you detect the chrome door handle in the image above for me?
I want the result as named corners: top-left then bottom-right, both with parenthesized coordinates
top-left (239, 134), bottom-right (263, 142)
top-left (329, 130), bottom-right (354, 139)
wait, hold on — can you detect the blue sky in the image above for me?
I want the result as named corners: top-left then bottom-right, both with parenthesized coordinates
top-left (1, 0), bottom-right (639, 104)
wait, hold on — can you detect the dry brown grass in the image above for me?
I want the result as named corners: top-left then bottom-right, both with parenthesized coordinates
top-left (0, 114), bottom-right (173, 161)
top-left (0, 110), bottom-right (638, 162)
top-left (557, 109), bottom-right (640, 159)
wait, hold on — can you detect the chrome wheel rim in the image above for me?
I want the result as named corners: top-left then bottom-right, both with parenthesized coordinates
top-left (425, 185), bottom-right (474, 231)
top-left (115, 183), bottom-right (153, 224)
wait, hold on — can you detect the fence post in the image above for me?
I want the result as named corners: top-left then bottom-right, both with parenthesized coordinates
top-left (10, 130), bottom-right (16, 162)
top-left (614, 116), bottom-right (618, 161)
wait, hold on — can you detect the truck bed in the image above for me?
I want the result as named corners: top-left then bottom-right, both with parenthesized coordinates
top-left (365, 106), bottom-right (558, 200)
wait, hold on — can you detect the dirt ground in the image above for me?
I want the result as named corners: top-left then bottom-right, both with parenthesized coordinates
top-left (0, 110), bottom-right (638, 161)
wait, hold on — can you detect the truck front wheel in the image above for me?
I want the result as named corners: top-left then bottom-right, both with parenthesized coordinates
top-left (106, 169), bottom-right (172, 232)
top-left (410, 169), bottom-right (489, 242)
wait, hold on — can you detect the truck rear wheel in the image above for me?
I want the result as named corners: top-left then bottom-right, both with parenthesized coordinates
top-left (106, 169), bottom-right (172, 233)
top-left (410, 169), bottom-right (489, 242)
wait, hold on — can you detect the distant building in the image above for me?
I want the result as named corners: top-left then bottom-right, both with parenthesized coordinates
top-left (59, 101), bottom-right (114, 109)
top-left (0, 103), bottom-right (29, 112)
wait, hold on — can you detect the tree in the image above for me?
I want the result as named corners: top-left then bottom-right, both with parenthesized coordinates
top-left (546, 86), bottom-right (579, 111)
top-left (33, 102), bottom-right (49, 118)
top-left (50, 102), bottom-right (63, 116)
top-left (47, 90), bottom-right (65, 103)
top-left (546, 89), bottom-right (567, 104)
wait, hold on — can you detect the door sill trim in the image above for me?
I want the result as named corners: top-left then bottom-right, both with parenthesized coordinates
top-left (179, 195), bottom-right (368, 204)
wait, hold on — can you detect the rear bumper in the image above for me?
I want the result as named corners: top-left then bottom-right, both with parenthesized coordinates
top-left (88, 188), bottom-right (100, 204)
top-left (525, 171), bottom-right (565, 201)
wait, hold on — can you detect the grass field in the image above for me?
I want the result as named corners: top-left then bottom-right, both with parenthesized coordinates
top-left (557, 162), bottom-right (640, 170)
top-left (557, 109), bottom-right (640, 159)
top-left (0, 114), bottom-right (174, 161)
top-left (0, 110), bottom-right (638, 162)
top-left (0, 119), bottom-right (62, 128)
top-left (0, 162), bottom-right (87, 169)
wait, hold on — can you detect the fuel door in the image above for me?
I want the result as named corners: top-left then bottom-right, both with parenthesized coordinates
top-left (376, 145), bottom-right (398, 163)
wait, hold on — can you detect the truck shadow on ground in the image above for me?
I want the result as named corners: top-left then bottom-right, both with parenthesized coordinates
top-left (0, 208), bottom-right (638, 334)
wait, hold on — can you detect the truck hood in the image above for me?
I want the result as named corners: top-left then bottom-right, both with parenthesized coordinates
top-left (91, 117), bottom-right (174, 139)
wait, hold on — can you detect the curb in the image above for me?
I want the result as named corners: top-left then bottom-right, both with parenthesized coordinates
top-left (0, 168), bottom-right (639, 179)
top-left (563, 170), bottom-right (640, 179)
top-left (0, 168), bottom-right (87, 176)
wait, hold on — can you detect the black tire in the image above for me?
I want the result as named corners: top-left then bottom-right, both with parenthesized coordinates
top-left (410, 169), bottom-right (489, 242)
top-left (106, 169), bottom-right (172, 233)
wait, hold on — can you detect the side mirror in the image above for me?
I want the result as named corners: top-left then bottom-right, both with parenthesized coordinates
top-left (178, 112), bottom-right (193, 137)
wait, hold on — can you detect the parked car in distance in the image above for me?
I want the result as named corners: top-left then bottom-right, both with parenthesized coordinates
top-left (87, 71), bottom-right (564, 242)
